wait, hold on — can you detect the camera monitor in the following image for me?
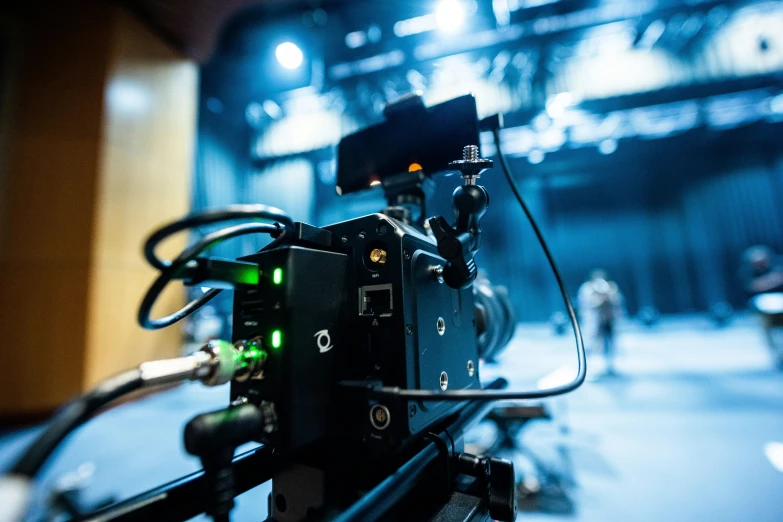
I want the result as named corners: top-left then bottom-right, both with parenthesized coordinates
top-left (336, 94), bottom-right (480, 195)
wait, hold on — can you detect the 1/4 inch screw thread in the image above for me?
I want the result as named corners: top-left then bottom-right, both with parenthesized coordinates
top-left (463, 145), bottom-right (480, 162)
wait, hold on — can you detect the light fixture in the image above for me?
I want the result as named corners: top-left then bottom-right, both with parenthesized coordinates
top-left (276, 42), bottom-right (304, 70)
top-left (262, 100), bottom-right (283, 120)
top-left (545, 92), bottom-right (580, 119)
top-left (598, 139), bottom-right (618, 155)
top-left (436, 0), bottom-right (466, 33)
top-left (345, 31), bottom-right (367, 49)
top-left (528, 150), bottom-right (545, 164)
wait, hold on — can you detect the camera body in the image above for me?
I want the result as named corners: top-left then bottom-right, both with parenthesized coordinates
top-left (230, 214), bottom-right (482, 452)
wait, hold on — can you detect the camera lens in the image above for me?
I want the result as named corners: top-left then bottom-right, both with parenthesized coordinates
top-left (474, 278), bottom-right (516, 361)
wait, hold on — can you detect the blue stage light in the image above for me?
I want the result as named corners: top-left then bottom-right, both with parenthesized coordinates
top-left (436, 0), bottom-right (466, 33)
top-left (276, 42), bottom-right (303, 69)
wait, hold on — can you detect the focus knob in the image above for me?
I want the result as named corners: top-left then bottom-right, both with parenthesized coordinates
top-left (488, 457), bottom-right (516, 522)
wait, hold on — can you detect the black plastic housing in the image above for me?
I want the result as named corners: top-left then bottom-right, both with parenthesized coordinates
top-left (336, 95), bottom-right (480, 195)
top-left (230, 214), bottom-right (482, 452)
top-left (231, 246), bottom-right (347, 451)
top-left (324, 214), bottom-right (482, 442)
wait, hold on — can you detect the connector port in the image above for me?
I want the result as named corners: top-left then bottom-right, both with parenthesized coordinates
top-left (359, 284), bottom-right (393, 317)
top-left (240, 299), bottom-right (265, 316)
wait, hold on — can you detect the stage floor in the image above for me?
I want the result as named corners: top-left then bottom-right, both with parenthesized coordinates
top-left (482, 314), bottom-right (783, 522)
top-left (2, 315), bottom-right (782, 521)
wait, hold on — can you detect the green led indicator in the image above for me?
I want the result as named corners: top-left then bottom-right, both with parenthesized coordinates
top-left (271, 330), bottom-right (282, 349)
top-left (273, 268), bottom-right (283, 285)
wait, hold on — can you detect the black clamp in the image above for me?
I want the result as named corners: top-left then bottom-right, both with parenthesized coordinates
top-left (428, 145), bottom-right (491, 290)
top-left (455, 453), bottom-right (516, 521)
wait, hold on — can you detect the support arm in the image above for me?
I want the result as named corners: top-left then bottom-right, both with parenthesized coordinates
top-left (428, 145), bottom-right (492, 290)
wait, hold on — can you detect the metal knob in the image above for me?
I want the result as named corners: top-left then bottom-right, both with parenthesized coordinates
top-left (449, 145), bottom-right (493, 185)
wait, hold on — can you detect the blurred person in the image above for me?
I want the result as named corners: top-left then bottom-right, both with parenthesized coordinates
top-left (740, 246), bottom-right (783, 368)
top-left (741, 245), bottom-right (783, 295)
top-left (578, 270), bottom-right (624, 376)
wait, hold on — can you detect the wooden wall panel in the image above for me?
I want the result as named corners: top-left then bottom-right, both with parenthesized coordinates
top-left (0, 5), bottom-right (110, 415)
top-left (84, 8), bottom-right (196, 386)
top-left (0, 2), bottom-right (196, 417)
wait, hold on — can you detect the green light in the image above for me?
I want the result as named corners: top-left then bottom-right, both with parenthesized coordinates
top-left (271, 330), bottom-right (282, 349)
top-left (237, 267), bottom-right (260, 285)
top-left (273, 268), bottom-right (283, 285)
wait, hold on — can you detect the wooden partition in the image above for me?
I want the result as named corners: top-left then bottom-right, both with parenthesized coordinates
top-left (0, 2), bottom-right (196, 420)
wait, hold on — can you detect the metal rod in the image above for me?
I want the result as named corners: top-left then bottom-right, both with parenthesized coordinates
top-left (330, 442), bottom-right (440, 522)
top-left (78, 379), bottom-right (507, 522)
top-left (77, 446), bottom-right (277, 522)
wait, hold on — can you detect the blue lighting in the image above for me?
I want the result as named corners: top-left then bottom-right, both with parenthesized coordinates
top-left (436, 0), bottom-right (466, 33)
top-left (276, 42), bottom-right (304, 70)
top-left (598, 139), bottom-right (618, 155)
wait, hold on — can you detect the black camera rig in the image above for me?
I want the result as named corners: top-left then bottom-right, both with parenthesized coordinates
top-left (9, 95), bottom-right (585, 522)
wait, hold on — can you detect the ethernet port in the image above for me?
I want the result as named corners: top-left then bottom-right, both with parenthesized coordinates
top-left (360, 284), bottom-right (393, 317)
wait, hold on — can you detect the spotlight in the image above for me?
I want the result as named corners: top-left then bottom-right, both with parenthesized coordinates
top-left (528, 150), bottom-right (545, 164)
top-left (436, 0), bottom-right (466, 33)
top-left (276, 42), bottom-right (303, 70)
top-left (598, 139), bottom-right (618, 155)
top-left (545, 92), bottom-right (580, 119)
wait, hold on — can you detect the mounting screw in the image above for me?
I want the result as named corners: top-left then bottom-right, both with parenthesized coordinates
top-left (449, 145), bottom-right (493, 185)
top-left (341, 235), bottom-right (348, 243)
top-left (432, 265), bottom-right (444, 284)
top-left (406, 324), bottom-right (413, 335)
top-left (358, 230), bottom-right (366, 239)
top-left (440, 371), bottom-right (449, 391)
top-left (437, 317), bottom-right (446, 336)
top-left (409, 405), bottom-right (417, 418)
top-left (403, 249), bottom-right (410, 259)
top-left (467, 360), bottom-right (475, 377)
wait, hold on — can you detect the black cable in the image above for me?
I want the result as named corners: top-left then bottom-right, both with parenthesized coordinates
top-left (138, 206), bottom-right (293, 331)
top-left (138, 223), bottom-right (281, 330)
top-left (144, 205), bottom-right (294, 271)
top-left (11, 369), bottom-right (143, 478)
top-left (361, 128), bottom-right (586, 401)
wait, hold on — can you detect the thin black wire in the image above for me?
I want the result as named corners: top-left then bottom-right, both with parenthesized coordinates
top-left (138, 223), bottom-right (281, 330)
top-left (144, 205), bottom-right (294, 270)
top-left (138, 205), bottom-right (293, 331)
top-left (362, 129), bottom-right (586, 401)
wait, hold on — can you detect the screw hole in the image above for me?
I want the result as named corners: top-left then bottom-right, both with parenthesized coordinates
top-left (437, 317), bottom-right (446, 336)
